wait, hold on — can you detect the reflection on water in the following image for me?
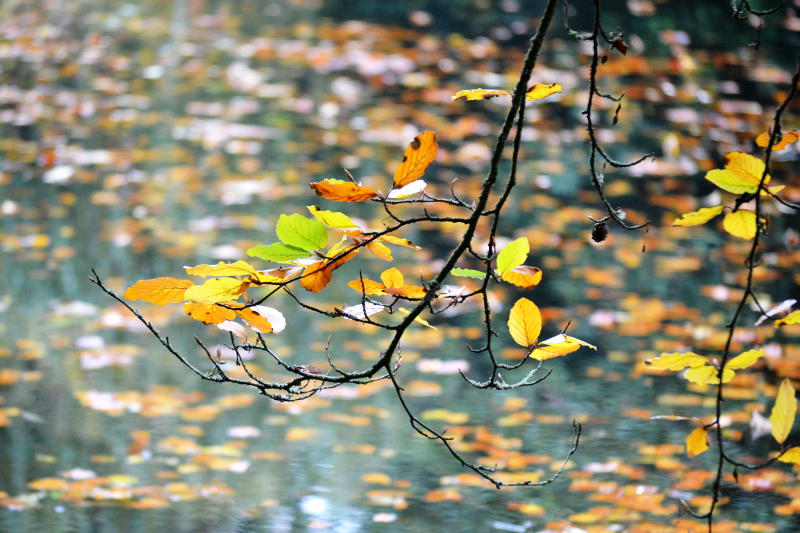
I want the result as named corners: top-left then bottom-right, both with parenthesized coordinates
top-left (1, 0), bottom-right (799, 531)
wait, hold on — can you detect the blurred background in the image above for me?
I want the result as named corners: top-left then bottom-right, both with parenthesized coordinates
top-left (1, 0), bottom-right (799, 531)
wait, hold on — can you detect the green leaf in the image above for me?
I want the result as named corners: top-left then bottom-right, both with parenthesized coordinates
top-left (496, 237), bottom-right (529, 275)
top-left (451, 268), bottom-right (486, 279)
top-left (276, 214), bottom-right (328, 251)
top-left (247, 242), bottom-right (312, 263)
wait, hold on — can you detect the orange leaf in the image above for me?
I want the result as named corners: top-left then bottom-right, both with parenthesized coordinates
top-left (124, 277), bottom-right (193, 305)
top-left (236, 307), bottom-right (273, 333)
top-left (389, 285), bottom-right (426, 299)
top-left (301, 246), bottom-right (358, 293)
top-left (508, 297), bottom-right (542, 348)
top-left (756, 129), bottom-right (800, 151)
top-left (309, 179), bottom-right (377, 202)
top-left (183, 302), bottom-right (237, 324)
top-left (347, 278), bottom-right (387, 295)
top-left (501, 266), bottom-right (543, 288)
top-left (393, 131), bottom-right (437, 187)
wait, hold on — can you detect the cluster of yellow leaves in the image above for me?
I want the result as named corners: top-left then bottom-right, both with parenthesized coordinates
top-left (124, 260), bottom-right (286, 332)
top-left (646, 349), bottom-right (765, 385)
top-left (673, 151), bottom-right (784, 240)
top-left (309, 130), bottom-right (436, 202)
top-left (506, 298), bottom-right (596, 361)
top-left (647, 351), bottom-right (799, 459)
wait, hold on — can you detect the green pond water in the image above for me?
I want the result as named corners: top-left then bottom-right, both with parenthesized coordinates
top-left (1, 0), bottom-right (799, 531)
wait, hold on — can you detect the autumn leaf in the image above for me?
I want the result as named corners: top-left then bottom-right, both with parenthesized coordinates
top-left (347, 278), bottom-right (388, 295)
top-left (496, 237), bottom-right (529, 275)
top-left (124, 277), bottom-right (194, 305)
top-left (365, 240), bottom-right (393, 261)
top-left (309, 179), bottom-right (378, 202)
top-left (684, 365), bottom-right (734, 385)
top-left (184, 261), bottom-right (258, 278)
top-left (380, 267), bottom-right (404, 289)
top-left (705, 152), bottom-right (770, 194)
top-left (276, 213), bottom-right (328, 251)
top-left (529, 334), bottom-right (596, 361)
top-left (300, 243), bottom-right (358, 293)
top-left (722, 210), bottom-right (757, 240)
top-left (393, 130), bottom-right (437, 188)
top-left (306, 205), bottom-right (359, 229)
top-left (725, 349), bottom-right (765, 371)
top-left (525, 83), bottom-right (562, 101)
top-left (672, 205), bottom-right (724, 227)
top-left (398, 307), bottom-right (436, 329)
top-left (184, 302), bottom-right (236, 324)
top-left (646, 352), bottom-right (708, 371)
top-left (236, 307), bottom-right (273, 333)
top-left (686, 427), bottom-right (709, 457)
top-left (508, 298), bottom-right (542, 348)
top-left (756, 129), bottom-right (800, 151)
top-left (769, 378), bottom-right (797, 444)
top-left (774, 310), bottom-right (800, 328)
top-left (501, 266), bottom-right (542, 288)
top-left (777, 447), bottom-right (800, 464)
top-left (184, 278), bottom-right (249, 304)
top-left (451, 88), bottom-right (511, 101)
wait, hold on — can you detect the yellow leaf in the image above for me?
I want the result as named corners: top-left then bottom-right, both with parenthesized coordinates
top-left (496, 237), bottom-right (529, 275)
top-left (508, 298), bottom-right (542, 348)
top-left (501, 266), bottom-right (542, 288)
top-left (184, 261), bottom-right (258, 278)
top-left (380, 267), bottom-right (405, 289)
top-left (309, 179), bottom-right (377, 202)
top-left (756, 129), bottom-right (800, 151)
top-left (686, 427), bottom-right (709, 457)
top-left (684, 365), bottom-right (734, 384)
top-left (450, 88), bottom-right (511, 101)
top-left (184, 278), bottom-right (248, 304)
top-left (775, 310), bottom-right (800, 328)
top-left (705, 152), bottom-right (769, 194)
top-left (529, 334), bottom-right (596, 361)
top-left (306, 205), bottom-right (358, 229)
top-left (777, 447), bottom-right (800, 464)
top-left (672, 205), bottom-right (724, 226)
top-left (393, 131), bottom-right (437, 187)
top-left (525, 83), bottom-right (562, 101)
top-left (725, 349), bottom-right (765, 371)
top-left (722, 210), bottom-right (758, 240)
top-left (365, 241), bottom-right (393, 261)
top-left (183, 302), bottom-right (237, 324)
top-left (529, 339), bottom-right (580, 361)
top-left (398, 307), bottom-right (437, 329)
top-left (646, 352), bottom-right (707, 371)
top-left (378, 235), bottom-right (420, 249)
top-left (124, 277), bottom-right (194, 305)
top-left (769, 378), bottom-right (797, 444)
